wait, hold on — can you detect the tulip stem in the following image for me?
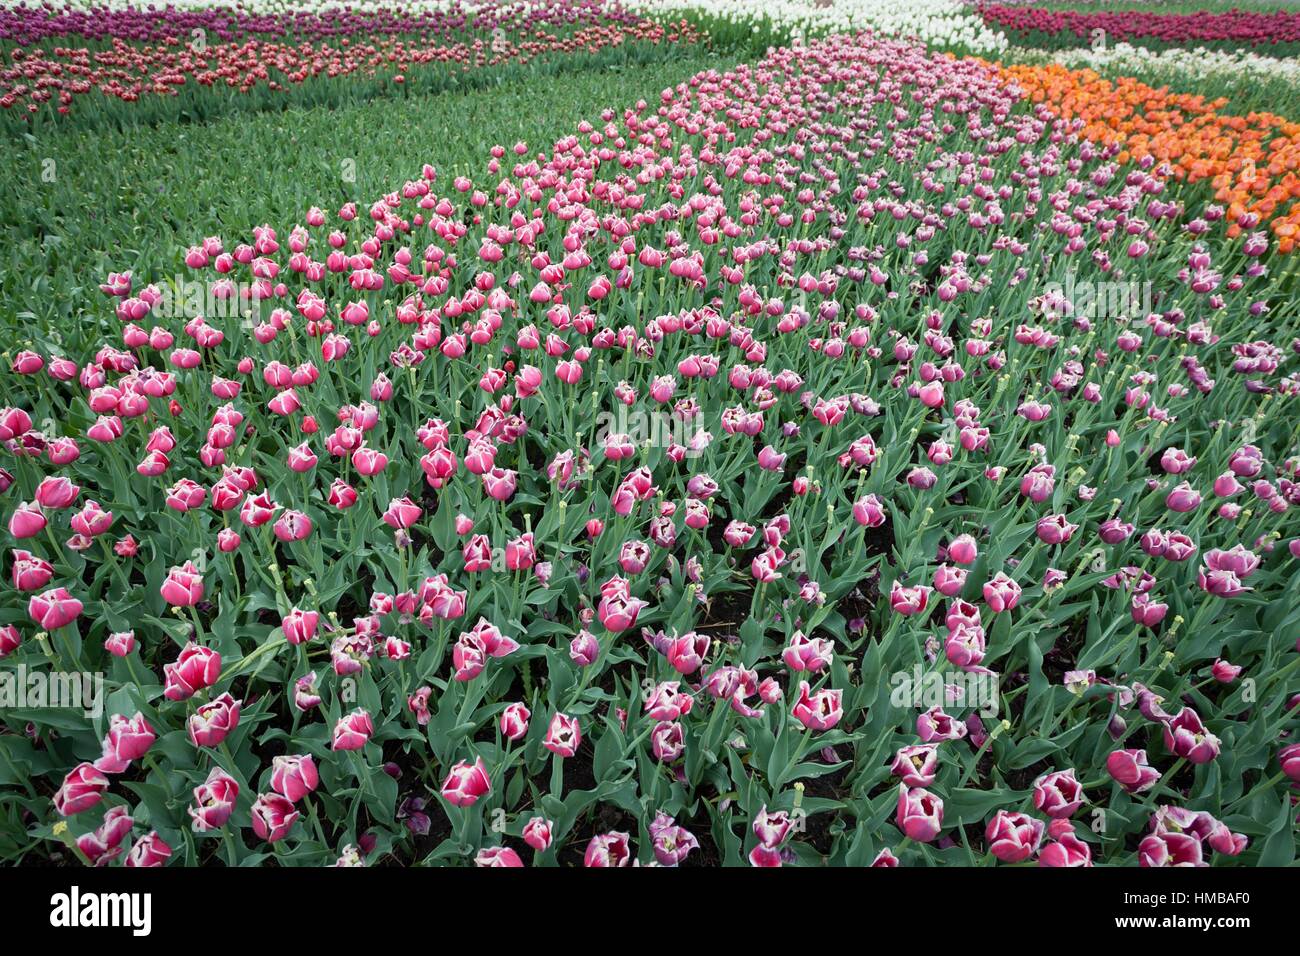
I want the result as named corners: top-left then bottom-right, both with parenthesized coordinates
top-left (456, 806), bottom-right (476, 850)
top-left (43, 523), bottom-right (71, 574)
top-left (1226, 770), bottom-right (1287, 811)
top-left (350, 752), bottom-right (374, 801)
top-left (142, 754), bottom-right (175, 801)
top-left (122, 651), bottom-right (150, 696)
top-left (1136, 757), bottom-right (1187, 812)
top-left (222, 827), bottom-right (240, 867)
top-left (56, 624), bottom-right (82, 671)
top-left (305, 795), bottom-right (329, 849)
top-left (218, 741), bottom-right (248, 793)
top-left (549, 755), bottom-right (564, 799)
top-left (99, 537), bottom-right (132, 594)
top-left (956, 719), bottom-right (1006, 789)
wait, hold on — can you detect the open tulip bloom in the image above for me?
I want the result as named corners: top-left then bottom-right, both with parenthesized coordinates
top-left (0, 0), bottom-right (1297, 875)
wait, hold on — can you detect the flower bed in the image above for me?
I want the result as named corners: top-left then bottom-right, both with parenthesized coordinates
top-left (1, 26), bottom-right (1297, 870)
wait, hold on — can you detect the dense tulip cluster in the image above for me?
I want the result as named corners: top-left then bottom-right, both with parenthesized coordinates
top-left (1008, 40), bottom-right (1300, 92)
top-left (0, 0), bottom-right (647, 45)
top-left (631, 0), bottom-right (1008, 53)
top-left (991, 60), bottom-right (1300, 250)
top-left (977, 3), bottom-right (1300, 52)
top-left (0, 1), bottom-right (699, 116)
top-left (1, 18), bottom-right (1298, 868)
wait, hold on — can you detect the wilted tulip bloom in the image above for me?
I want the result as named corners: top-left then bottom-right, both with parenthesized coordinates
top-left (1106, 749), bottom-right (1161, 794)
top-left (462, 534), bottom-right (493, 572)
top-left (273, 509), bottom-right (313, 542)
top-left (584, 831), bottom-right (632, 867)
top-left (70, 501), bottom-right (113, 537)
top-left (1138, 831), bottom-right (1204, 868)
top-left (757, 445), bottom-right (786, 472)
top-left (667, 631), bottom-right (709, 675)
top-left (651, 721), bottom-right (685, 762)
top-left (1162, 707), bottom-right (1221, 764)
top-left (917, 706), bottom-right (968, 743)
top-left (945, 623), bottom-right (986, 667)
top-left (1203, 544), bottom-right (1261, 579)
top-left (782, 630), bottom-right (832, 673)
top-left (1197, 564), bottom-right (1250, 598)
top-left (328, 479), bottom-right (358, 510)
top-left (1098, 518), bottom-right (1135, 544)
top-left (9, 548), bottom-right (52, 595)
top-left (163, 643), bottom-right (221, 701)
top-left (104, 631), bottom-right (135, 657)
top-left (649, 812), bottom-right (699, 866)
top-left (294, 673), bottom-right (322, 712)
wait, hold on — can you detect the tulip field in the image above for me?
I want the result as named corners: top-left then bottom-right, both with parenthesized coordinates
top-left (0, 1), bottom-right (1297, 874)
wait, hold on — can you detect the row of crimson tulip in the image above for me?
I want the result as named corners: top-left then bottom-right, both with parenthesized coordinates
top-left (976, 2), bottom-right (1300, 52)
top-left (1, 31), bottom-right (1298, 867)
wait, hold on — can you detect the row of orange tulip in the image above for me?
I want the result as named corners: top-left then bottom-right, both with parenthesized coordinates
top-left (985, 61), bottom-right (1300, 253)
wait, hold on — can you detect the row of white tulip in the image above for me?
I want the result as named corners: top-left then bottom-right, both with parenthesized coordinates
top-left (1006, 41), bottom-right (1300, 89)
top-left (630, 0), bottom-right (1009, 54)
